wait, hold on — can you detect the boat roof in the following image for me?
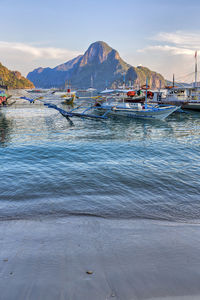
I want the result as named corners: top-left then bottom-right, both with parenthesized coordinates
top-left (87, 88), bottom-right (96, 92)
top-left (100, 89), bottom-right (137, 94)
top-left (168, 85), bottom-right (199, 90)
top-left (100, 89), bottom-right (115, 94)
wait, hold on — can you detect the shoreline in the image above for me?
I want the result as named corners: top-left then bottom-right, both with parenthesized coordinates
top-left (1, 216), bottom-right (200, 299)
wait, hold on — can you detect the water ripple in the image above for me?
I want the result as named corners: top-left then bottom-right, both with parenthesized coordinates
top-left (0, 101), bottom-right (200, 222)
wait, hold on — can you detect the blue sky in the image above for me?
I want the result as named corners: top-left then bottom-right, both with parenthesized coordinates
top-left (1, 0), bottom-right (200, 81)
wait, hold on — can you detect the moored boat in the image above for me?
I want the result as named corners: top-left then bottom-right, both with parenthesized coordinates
top-left (0, 90), bottom-right (11, 106)
top-left (96, 82), bottom-right (179, 120)
top-left (95, 101), bottom-right (179, 120)
top-left (152, 86), bottom-right (200, 111)
top-left (27, 89), bottom-right (46, 94)
top-left (153, 52), bottom-right (200, 111)
top-left (61, 93), bottom-right (76, 105)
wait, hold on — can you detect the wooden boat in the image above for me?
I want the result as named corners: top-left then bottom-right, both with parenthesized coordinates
top-left (95, 85), bottom-right (179, 120)
top-left (27, 89), bottom-right (46, 94)
top-left (95, 101), bottom-right (179, 120)
top-left (0, 91), bottom-right (11, 106)
top-left (61, 94), bottom-right (76, 105)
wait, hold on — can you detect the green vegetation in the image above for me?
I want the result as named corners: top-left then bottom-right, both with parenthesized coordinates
top-left (135, 66), bottom-right (165, 89)
top-left (0, 63), bottom-right (34, 89)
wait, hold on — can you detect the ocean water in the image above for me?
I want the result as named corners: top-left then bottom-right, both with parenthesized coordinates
top-left (1, 96), bottom-right (200, 222)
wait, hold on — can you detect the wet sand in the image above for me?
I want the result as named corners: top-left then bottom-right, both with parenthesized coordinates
top-left (1, 217), bottom-right (200, 300)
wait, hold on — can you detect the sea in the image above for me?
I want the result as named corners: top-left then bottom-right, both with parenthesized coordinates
top-left (0, 93), bottom-right (200, 222)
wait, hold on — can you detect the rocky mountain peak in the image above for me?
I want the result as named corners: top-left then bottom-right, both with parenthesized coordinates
top-left (27, 41), bottom-right (166, 90)
top-left (79, 41), bottom-right (118, 66)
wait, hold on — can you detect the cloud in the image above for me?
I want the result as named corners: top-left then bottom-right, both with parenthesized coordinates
top-left (153, 31), bottom-right (200, 49)
top-left (138, 45), bottom-right (194, 56)
top-left (139, 31), bottom-right (200, 56)
top-left (134, 31), bottom-right (200, 81)
top-left (0, 41), bottom-right (79, 60)
top-left (0, 41), bottom-right (80, 75)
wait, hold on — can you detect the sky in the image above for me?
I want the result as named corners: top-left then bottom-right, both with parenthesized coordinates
top-left (0, 0), bottom-right (200, 81)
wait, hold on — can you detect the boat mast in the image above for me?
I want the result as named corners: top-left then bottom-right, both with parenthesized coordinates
top-left (91, 75), bottom-right (93, 97)
top-left (91, 75), bottom-right (93, 88)
top-left (158, 80), bottom-right (162, 102)
top-left (159, 80), bottom-right (161, 92)
top-left (145, 77), bottom-right (148, 109)
top-left (195, 51), bottom-right (197, 88)
top-left (122, 72), bottom-right (125, 103)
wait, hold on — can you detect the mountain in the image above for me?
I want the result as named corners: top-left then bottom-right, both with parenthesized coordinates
top-left (165, 80), bottom-right (194, 88)
top-left (27, 41), bottom-right (165, 90)
top-left (0, 63), bottom-right (34, 89)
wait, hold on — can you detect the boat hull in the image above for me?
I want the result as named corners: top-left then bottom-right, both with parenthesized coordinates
top-left (182, 103), bottom-right (200, 111)
top-left (61, 98), bottom-right (74, 105)
top-left (97, 105), bottom-right (179, 120)
top-left (52, 91), bottom-right (67, 96)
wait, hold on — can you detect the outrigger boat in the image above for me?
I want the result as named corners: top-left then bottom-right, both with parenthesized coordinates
top-left (44, 96), bottom-right (179, 122)
top-left (61, 93), bottom-right (76, 105)
top-left (19, 79), bottom-right (180, 121)
top-left (94, 100), bottom-right (179, 120)
top-left (44, 100), bottom-right (178, 122)
top-left (94, 83), bottom-right (179, 120)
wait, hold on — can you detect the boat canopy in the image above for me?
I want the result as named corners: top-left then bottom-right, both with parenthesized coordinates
top-left (87, 88), bottom-right (96, 92)
top-left (115, 89), bottom-right (135, 93)
top-left (100, 89), bottom-right (115, 94)
top-left (100, 89), bottom-right (136, 94)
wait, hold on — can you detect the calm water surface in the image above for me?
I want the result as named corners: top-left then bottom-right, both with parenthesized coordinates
top-left (0, 96), bottom-right (200, 222)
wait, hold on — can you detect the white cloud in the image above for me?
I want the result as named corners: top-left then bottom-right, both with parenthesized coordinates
top-left (134, 31), bottom-right (200, 81)
top-left (0, 41), bottom-right (79, 59)
top-left (0, 41), bottom-right (80, 75)
top-left (139, 31), bottom-right (200, 56)
top-left (139, 45), bottom-right (194, 56)
top-left (153, 31), bottom-right (200, 49)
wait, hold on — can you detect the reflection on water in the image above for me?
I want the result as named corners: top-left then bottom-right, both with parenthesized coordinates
top-left (0, 111), bottom-right (13, 147)
top-left (1, 98), bottom-right (200, 222)
top-left (2, 97), bottom-right (200, 145)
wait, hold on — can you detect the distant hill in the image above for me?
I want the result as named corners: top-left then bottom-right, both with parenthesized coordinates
top-left (165, 80), bottom-right (195, 88)
top-left (27, 41), bottom-right (165, 90)
top-left (0, 63), bottom-right (34, 89)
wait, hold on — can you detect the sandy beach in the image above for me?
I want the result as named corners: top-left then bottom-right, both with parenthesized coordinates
top-left (1, 217), bottom-right (200, 300)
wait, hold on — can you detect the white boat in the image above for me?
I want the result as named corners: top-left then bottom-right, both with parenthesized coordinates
top-left (155, 52), bottom-right (200, 111)
top-left (52, 81), bottom-right (77, 97)
top-left (95, 101), bottom-right (179, 120)
top-left (45, 79), bottom-right (179, 121)
top-left (95, 83), bottom-right (179, 120)
top-left (44, 94), bottom-right (179, 121)
top-left (152, 86), bottom-right (200, 111)
top-left (52, 90), bottom-right (76, 96)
